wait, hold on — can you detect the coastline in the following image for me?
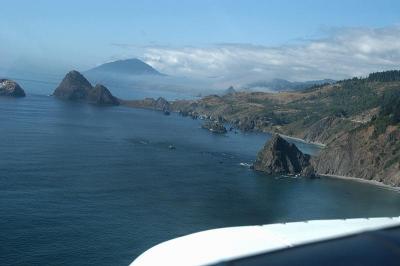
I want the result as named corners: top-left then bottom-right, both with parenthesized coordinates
top-left (130, 104), bottom-right (327, 148)
top-left (121, 103), bottom-right (399, 192)
top-left (320, 174), bottom-right (400, 192)
top-left (121, 101), bottom-right (327, 148)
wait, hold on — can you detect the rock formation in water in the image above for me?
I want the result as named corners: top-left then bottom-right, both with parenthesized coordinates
top-left (0, 79), bottom-right (26, 97)
top-left (201, 121), bottom-right (227, 134)
top-left (53, 70), bottom-right (119, 105)
top-left (253, 134), bottom-right (316, 177)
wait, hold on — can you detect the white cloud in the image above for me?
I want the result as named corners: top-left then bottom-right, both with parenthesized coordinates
top-left (140, 26), bottom-right (400, 85)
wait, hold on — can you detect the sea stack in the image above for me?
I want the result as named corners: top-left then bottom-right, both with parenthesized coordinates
top-left (53, 70), bottom-right (119, 105)
top-left (0, 79), bottom-right (26, 97)
top-left (253, 134), bottom-right (316, 177)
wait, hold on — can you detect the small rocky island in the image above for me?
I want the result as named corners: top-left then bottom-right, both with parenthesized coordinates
top-left (0, 79), bottom-right (26, 97)
top-left (53, 70), bottom-right (119, 105)
top-left (253, 134), bottom-right (316, 178)
top-left (201, 121), bottom-right (227, 134)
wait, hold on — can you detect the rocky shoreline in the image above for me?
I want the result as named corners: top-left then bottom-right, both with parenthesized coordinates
top-left (320, 174), bottom-right (400, 192)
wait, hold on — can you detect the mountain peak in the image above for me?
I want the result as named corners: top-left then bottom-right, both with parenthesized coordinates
top-left (64, 70), bottom-right (92, 85)
top-left (56, 70), bottom-right (92, 95)
top-left (86, 58), bottom-right (163, 76)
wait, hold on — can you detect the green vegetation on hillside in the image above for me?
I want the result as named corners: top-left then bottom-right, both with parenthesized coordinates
top-left (368, 70), bottom-right (400, 82)
top-left (380, 89), bottom-right (400, 123)
top-left (371, 89), bottom-right (400, 135)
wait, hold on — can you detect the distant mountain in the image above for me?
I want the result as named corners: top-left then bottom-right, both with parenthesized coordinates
top-left (83, 59), bottom-right (216, 100)
top-left (86, 59), bottom-right (164, 76)
top-left (244, 78), bottom-right (336, 92)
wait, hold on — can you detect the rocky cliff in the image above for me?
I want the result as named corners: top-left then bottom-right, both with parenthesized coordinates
top-left (53, 71), bottom-right (119, 105)
top-left (0, 79), bottom-right (26, 97)
top-left (253, 134), bottom-right (315, 177)
top-left (313, 99), bottom-right (400, 186)
top-left (313, 126), bottom-right (400, 186)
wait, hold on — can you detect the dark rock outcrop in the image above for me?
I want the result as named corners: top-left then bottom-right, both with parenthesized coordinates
top-left (0, 79), bottom-right (26, 97)
top-left (202, 121), bottom-right (227, 134)
top-left (253, 134), bottom-right (316, 177)
top-left (53, 70), bottom-right (119, 105)
top-left (89, 84), bottom-right (120, 105)
top-left (155, 97), bottom-right (170, 111)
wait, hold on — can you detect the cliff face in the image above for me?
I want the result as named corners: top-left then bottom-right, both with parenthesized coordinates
top-left (313, 86), bottom-right (400, 186)
top-left (254, 134), bottom-right (315, 177)
top-left (0, 79), bottom-right (26, 97)
top-left (53, 71), bottom-right (119, 105)
top-left (313, 121), bottom-right (400, 186)
top-left (298, 116), bottom-right (356, 144)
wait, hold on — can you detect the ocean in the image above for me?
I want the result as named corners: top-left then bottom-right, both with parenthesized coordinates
top-left (1, 88), bottom-right (400, 265)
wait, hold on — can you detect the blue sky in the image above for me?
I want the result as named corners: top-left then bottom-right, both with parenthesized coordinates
top-left (1, 0), bottom-right (400, 81)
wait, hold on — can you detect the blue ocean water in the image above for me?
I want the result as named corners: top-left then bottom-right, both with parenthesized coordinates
top-left (1, 93), bottom-right (400, 266)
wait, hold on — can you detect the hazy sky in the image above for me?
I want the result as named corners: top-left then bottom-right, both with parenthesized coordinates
top-left (1, 0), bottom-right (400, 81)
